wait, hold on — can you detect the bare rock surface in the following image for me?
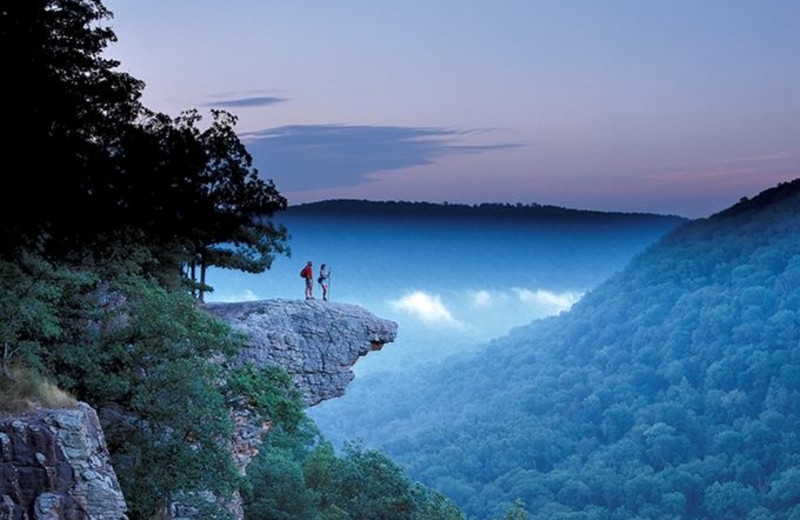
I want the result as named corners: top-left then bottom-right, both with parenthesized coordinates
top-left (0, 403), bottom-right (127, 520)
top-left (205, 299), bottom-right (398, 406)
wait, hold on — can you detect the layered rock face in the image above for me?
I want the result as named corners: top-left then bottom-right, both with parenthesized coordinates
top-left (205, 299), bottom-right (398, 406)
top-left (0, 403), bottom-right (127, 520)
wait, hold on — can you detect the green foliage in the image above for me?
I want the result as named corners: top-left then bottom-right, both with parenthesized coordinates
top-left (704, 481), bottom-right (759, 520)
top-left (243, 427), bottom-right (465, 520)
top-left (1, 240), bottom-right (253, 518)
top-left (1, 246), bottom-right (454, 519)
top-left (409, 484), bottom-right (466, 520)
top-left (37, 276), bottom-right (241, 519)
top-left (0, 250), bottom-right (99, 378)
top-left (244, 448), bottom-right (319, 520)
top-left (225, 364), bottom-right (304, 432)
top-left (331, 441), bottom-right (418, 519)
top-left (493, 500), bottom-right (528, 520)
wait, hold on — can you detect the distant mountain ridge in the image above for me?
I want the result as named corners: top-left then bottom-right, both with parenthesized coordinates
top-left (287, 199), bottom-right (686, 224)
top-left (310, 179), bottom-right (800, 519)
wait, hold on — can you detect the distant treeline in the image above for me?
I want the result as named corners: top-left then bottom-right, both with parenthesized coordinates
top-left (287, 199), bottom-right (687, 225)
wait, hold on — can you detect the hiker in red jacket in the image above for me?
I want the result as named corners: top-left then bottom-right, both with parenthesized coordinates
top-left (301, 260), bottom-right (314, 299)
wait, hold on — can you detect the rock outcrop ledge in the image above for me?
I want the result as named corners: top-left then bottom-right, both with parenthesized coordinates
top-left (205, 299), bottom-right (398, 406)
top-left (0, 403), bottom-right (127, 520)
top-left (0, 299), bottom-right (394, 520)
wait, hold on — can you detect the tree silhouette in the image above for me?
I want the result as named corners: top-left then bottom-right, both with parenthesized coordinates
top-left (1, 0), bottom-right (144, 251)
top-left (1, 0), bottom-right (288, 296)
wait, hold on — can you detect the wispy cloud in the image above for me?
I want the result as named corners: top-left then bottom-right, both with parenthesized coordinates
top-left (241, 124), bottom-right (524, 191)
top-left (467, 288), bottom-right (582, 315)
top-left (511, 288), bottom-right (582, 313)
top-left (469, 290), bottom-right (493, 308)
top-left (389, 291), bottom-right (462, 327)
top-left (204, 96), bottom-right (287, 108)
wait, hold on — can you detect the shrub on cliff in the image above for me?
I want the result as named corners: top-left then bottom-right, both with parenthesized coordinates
top-left (0, 245), bottom-right (243, 517)
top-left (244, 429), bottom-right (466, 520)
top-left (31, 274), bottom-right (240, 518)
top-left (225, 364), bottom-right (305, 433)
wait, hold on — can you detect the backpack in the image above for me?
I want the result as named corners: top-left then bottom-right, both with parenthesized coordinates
top-left (300, 267), bottom-right (306, 278)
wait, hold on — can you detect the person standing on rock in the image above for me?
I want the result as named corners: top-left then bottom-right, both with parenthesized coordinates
top-left (301, 260), bottom-right (314, 299)
top-left (318, 263), bottom-right (331, 301)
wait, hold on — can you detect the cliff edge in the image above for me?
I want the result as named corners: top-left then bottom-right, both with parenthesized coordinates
top-left (0, 403), bottom-right (127, 520)
top-left (205, 299), bottom-right (398, 406)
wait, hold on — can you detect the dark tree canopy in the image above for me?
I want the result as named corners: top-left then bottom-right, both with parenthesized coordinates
top-left (1, 0), bottom-right (144, 250)
top-left (0, 0), bottom-right (288, 285)
top-left (115, 109), bottom-right (288, 294)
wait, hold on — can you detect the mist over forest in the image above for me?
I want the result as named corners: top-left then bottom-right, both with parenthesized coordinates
top-left (309, 181), bottom-right (800, 519)
top-left (207, 200), bottom-right (684, 371)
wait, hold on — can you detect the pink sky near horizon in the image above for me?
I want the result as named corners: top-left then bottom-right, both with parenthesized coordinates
top-left (104, 0), bottom-right (800, 218)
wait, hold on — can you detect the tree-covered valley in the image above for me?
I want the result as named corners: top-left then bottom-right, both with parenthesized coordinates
top-left (311, 180), bottom-right (800, 519)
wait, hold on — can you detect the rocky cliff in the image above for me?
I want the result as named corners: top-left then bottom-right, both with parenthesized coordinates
top-left (0, 403), bottom-right (127, 520)
top-left (205, 299), bottom-right (398, 406)
top-left (0, 299), bottom-right (395, 520)
top-left (168, 299), bottom-right (398, 520)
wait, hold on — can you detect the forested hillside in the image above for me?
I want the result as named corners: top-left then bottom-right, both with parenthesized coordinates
top-left (331, 180), bottom-right (800, 519)
top-left (287, 199), bottom-right (684, 225)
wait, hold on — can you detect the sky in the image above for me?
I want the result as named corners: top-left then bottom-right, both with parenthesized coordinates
top-left (103, 0), bottom-right (800, 218)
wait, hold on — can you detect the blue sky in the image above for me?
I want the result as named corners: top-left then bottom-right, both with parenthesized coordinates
top-left (104, 0), bottom-right (799, 217)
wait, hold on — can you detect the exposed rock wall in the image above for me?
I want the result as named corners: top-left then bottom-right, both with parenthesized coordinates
top-left (0, 403), bottom-right (127, 520)
top-left (205, 299), bottom-right (398, 406)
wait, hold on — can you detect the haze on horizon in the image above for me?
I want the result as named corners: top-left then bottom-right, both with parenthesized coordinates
top-left (104, 0), bottom-right (800, 218)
